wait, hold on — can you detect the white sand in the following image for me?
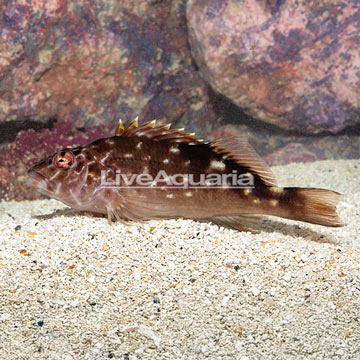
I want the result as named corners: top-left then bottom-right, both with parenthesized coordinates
top-left (0, 160), bottom-right (359, 360)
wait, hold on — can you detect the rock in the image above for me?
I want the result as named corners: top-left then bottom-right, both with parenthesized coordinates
top-left (187, 0), bottom-right (360, 133)
top-left (209, 124), bottom-right (360, 166)
top-left (0, 0), bottom-right (215, 131)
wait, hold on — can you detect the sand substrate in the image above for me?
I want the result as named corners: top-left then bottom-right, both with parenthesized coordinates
top-left (0, 159), bottom-right (359, 359)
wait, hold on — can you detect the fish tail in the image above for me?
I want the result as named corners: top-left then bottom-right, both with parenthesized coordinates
top-left (273, 187), bottom-right (344, 227)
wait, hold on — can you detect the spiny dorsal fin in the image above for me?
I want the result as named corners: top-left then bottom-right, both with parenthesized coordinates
top-left (210, 136), bottom-right (277, 186)
top-left (115, 118), bottom-right (202, 144)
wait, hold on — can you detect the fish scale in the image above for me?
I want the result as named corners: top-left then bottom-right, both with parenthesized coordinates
top-left (26, 118), bottom-right (344, 230)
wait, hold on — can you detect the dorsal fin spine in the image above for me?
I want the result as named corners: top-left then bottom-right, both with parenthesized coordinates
top-left (118, 118), bottom-right (124, 130)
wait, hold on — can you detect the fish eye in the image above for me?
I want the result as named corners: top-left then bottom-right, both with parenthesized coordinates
top-left (53, 150), bottom-right (75, 170)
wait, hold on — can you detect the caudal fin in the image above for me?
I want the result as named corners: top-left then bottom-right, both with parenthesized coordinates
top-left (280, 188), bottom-right (344, 227)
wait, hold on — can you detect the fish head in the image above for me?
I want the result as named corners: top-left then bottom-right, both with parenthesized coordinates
top-left (26, 146), bottom-right (104, 210)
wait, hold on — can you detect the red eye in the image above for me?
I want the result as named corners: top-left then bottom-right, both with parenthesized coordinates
top-left (54, 150), bottom-right (75, 169)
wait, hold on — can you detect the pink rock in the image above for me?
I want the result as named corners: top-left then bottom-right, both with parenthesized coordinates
top-left (0, 0), bottom-right (215, 133)
top-left (264, 143), bottom-right (320, 165)
top-left (187, 0), bottom-right (360, 133)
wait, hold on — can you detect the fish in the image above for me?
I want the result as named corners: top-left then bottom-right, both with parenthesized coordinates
top-left (26, 118), bottom-right (344, 230)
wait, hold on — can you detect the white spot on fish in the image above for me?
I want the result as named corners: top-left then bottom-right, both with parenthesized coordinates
top-left (163, 159), bottom-right (169, 164)
top-left (270, 199), bottom-right (278, 207)
top-left (253, 199), bottom-right (260, 204)
top-left (136, 141), bottom-right (143, 149)
top-left (124, 153), bottom-right (133, 159)
top-left (170, 146), bottom-right (180, 153)
top-left (244, 188), bottom-right (252, 195)
top-left (211, 160), bottom-right (226, 170)
top-left (185, 160), bottom-right (190, 166)
top-left (166, 194), bottom-right (174, 199)
top-left (185, 191), bottom-right (192, 197)
top-left (107, 139), bottom-right (115, 145)
top-left (270, 186), bottom-right (283, 194)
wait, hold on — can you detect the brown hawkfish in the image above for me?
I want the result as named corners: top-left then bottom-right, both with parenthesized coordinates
top-left (26, 118), bottom-right (344, 230)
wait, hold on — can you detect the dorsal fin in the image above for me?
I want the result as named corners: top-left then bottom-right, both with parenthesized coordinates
top-left (210, 136), bottom-right (277, 186)
top-left (115, 118), bottom-right (203, 144)
top-left (114, 118), bottom-right (276, 186)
